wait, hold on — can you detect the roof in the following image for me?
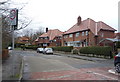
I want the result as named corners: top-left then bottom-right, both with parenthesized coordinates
top-left (35, 38), bottom-right (39, 42)
top-left (39, 29), bottom-right (63, 40)
top-left (99, 38), bottom-right (120, 43)
top-left (64, 18), bottom-right (116, 35)
top-left (19, 36), bottom-right (29, 41)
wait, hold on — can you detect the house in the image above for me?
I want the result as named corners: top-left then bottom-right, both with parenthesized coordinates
top-left (37, 28), bottom-right (63, 47)
top-left (16, 36), bottom-right (30, 45)
top-left (115, 33), bottom-right (120, 39)
top-left (62, 16), bottom-right (116, 48)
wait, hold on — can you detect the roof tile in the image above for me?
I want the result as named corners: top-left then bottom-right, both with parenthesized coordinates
top-left (64, 18), bottom-right (116, 35)
top-left (39, 29), bottom-right (63, 40)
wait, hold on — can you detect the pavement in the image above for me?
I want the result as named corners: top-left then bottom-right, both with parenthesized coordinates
top-left (2, 50), bottom-right (23, 81)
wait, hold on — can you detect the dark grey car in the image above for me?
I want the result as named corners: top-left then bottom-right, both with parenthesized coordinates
top-left (114, 52), bottom-right (120, 73)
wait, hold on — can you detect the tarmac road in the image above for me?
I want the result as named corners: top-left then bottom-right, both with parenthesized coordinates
top-left (20, 50), bottom-right (119, 80)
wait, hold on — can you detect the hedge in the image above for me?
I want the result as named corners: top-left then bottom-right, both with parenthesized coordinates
top-left (52, 46), bottom-right (73, 52)
top-left (116, 41), bottom-right (120, 48)
top-left (21, 45), bottom-right (38, 50)
top-left (79, 46), bottom-right (112, 58)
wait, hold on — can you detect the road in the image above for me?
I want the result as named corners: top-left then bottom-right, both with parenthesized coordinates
top-left (18, 50), bottom-right (119, 80)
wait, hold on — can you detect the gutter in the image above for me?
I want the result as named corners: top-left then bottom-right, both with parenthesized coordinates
top-left (19, 56), bottom-right (24, 81)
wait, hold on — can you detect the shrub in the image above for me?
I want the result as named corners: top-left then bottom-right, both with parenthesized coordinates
top-left (21, 45), bottom-right (38, 50)
top-left (116, 41), bottom-right (120, 48)
top-left (25, 45), bottom-right (38, 50)
top-left (52, 46), bottom-right (73, 52)
top-left (79, 46), bottom-right (112, 58)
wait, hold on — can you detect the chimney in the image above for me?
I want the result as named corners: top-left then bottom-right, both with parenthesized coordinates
top-left (77, 16), bottom-right (81, 26)
top-left (46, 27), bottom-right (48, 33)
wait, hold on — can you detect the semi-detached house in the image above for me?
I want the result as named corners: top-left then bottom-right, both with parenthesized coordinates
top-left (62, 16), bottom-right (116, 47)
top-left (37, 29), bottom-right (63, 47)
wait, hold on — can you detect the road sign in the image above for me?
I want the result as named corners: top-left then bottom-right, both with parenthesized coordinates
top-left (9, 8), bottom-right (18, 26)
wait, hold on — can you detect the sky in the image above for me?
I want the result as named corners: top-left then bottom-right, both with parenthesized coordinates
top-left (12, 0), bottom-right (119, 32)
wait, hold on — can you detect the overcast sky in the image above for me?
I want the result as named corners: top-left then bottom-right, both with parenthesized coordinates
top-left (13, 0), bottom-right (119, 32)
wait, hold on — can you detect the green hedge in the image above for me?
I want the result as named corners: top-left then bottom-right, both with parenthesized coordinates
top-left (52, 46), bottom-right (73, 52)
top-left (79, 46), bottom-right (112, 58)
top-left (21, 45), bottom-right (38, 50)
top-left (116, 41), bottom-right (120, 48)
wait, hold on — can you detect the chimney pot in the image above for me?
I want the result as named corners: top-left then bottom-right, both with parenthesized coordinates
top-left (77, 16), bottom-right (81, 25)
top-left (46, 27), bottom-right (48, 33)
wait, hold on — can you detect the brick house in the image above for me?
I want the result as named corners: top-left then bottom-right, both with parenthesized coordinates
top-left (37, 29), bottom-right (63, 47)
top-left (115, 33), bottom-right (120, 39)
top-left (62, 16), bottom-right (116, 48)
top-left (16, 36), bottom-right (30, 45)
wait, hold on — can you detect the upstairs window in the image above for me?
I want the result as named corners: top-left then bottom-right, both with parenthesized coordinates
top-left (82, 32), bottom-right (84, 36)
top-left (101, 33), bottom-right (104, 37)
top-left (86, 31), bottom-right (88, 36)
top-left (44, 37), bottom-right (48, 39)
top-left (69, 34), bottom-right (73, 37)
top-left (64, 35), bottom-right (68, 38)
top-left (76, 32), bottom-right (80, 37)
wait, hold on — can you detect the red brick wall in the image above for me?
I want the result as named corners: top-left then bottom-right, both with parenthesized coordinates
top-left (49, 37), bottom-right (62, 47)
top-left (38, 38), bottom-right (49, 43)
top-left (97, 30), bottom-right (115, 43)
top-left (62, 30), bottom-right (115, 47)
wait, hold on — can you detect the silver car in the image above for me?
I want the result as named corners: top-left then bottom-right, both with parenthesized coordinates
top-left (43, 48), bottom-right (53, 54)
top-left (37, 48), bottom-right (44, 53)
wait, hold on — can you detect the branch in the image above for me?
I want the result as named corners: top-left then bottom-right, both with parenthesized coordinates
top-left (16, 20), bottom-right (32, 30)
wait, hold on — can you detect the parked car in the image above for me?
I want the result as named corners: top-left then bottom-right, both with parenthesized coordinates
top-left (8, 46), bottom-right (12, 50)
top-left (114, 52), bottom-right (120, 73)
top-left (43, 48), bottom-right (53, 54)
top-left (37, 48), bottom-right (44, 53)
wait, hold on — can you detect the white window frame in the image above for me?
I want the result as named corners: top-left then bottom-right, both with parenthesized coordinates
top-left (101, 33), bottom-right (104, 37)
top-left (86, 31), bottom-right (88, 36)
top-left (76, 32), bottom-right (80, 37)
top-left (69, 34), bottom-right (73, 38)
top-left (82, 32), bottom-right (84, 36)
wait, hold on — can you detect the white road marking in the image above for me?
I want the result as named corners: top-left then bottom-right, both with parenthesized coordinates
top-left (88, 71), bottom-right (117, 80)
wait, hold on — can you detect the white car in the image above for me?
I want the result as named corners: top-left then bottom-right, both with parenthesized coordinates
top-left (8, 46), bottom-right (12, 50)
top-left (43, 48), bottom-right (53, 54)
top-left (37, 48), bottom-right (44, 53)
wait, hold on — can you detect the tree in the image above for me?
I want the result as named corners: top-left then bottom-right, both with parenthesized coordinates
top-left (1, 0), bottom-right (32, 49)
top-left (20, 27), bottom-right (44, 45)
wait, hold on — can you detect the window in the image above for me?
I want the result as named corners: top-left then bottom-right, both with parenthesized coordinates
top-left (86, 31), bottom-right (88, 36)
top-left (82, 32), bottom-right (84, 36)
top-left (101, 33), bottom-right (104, 37)
top-left (54, 39), bottom-right (56, 42)
top-left (64, 35), bottom-right (68, 38)
top-left (44, 37), bottom-right (48, 39)
top-left (69, 34), bottom-right (73, 37)
top-left (76, 32), bottom-right (80, 37)
top-left (39, 37), bottom-right (42, 39)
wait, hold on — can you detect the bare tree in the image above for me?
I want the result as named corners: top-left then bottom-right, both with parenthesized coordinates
top-left (1, 0), bottom-right (32, 48)
top-left (20, 27), bottom-right (44, 45)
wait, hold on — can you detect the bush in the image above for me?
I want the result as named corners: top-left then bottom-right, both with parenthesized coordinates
top-left (21, 45), bottom-right (38, 50)
top-left (25, 45), bottom-right (38, 50)
top-left (116, 41), bottom-right (120, 48)
top-left (15, 43), bottom-right (25, 48)
top-left (79, 46), bottom-right (112, 58)
top-left (52, 46), bottom-right (73, 52)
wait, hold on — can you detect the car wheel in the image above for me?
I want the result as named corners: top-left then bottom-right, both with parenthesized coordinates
top-left (115, 63), bottom-right (120, 73)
